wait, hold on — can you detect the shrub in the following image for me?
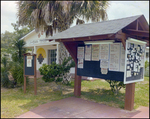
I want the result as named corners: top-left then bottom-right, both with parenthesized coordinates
top-left (1, 57), bottom-right (10, 88)
top-left (1, 67), bottom-right (10, 88)
top-left (106, 80), bottom-right (126, 95)
top-left (10, 62), bottom-right (29, 86)
top-left (39, 57), bottom-right (75, 83)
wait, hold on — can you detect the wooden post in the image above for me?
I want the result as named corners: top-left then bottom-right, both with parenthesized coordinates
top-left (74, 63), bottom-right (81, 97)
top-left (34, 55), bottom-right (37, 95)
top-left (34, 76), bottom-right (37, 95)
top-left (24, 76), bottom-right (26, 93)
top-left (124, 83), bottom-right (135, 111)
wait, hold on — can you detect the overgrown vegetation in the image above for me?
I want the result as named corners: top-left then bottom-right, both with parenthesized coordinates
top-left (1, 21), bottom-right (33, 88)
top-left (1, 57), bottom-right (10, 88)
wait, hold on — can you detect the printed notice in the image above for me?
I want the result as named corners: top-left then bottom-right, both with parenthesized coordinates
top-left (109, 43), bottom-right (120, 71)
top-left (100, 44), bottom-right (109, 60)
top-left (101, 68), bottom-right (108, 74)
top-left (77, 47), bottom-right (84, 59)
top-left (85, 45), bottom-right (92, 61)
top-left (78, 59), bottom-right (84, 68)
top-left (100, 60), bottom-right (109, 68)
top-left (27, 56), bottom-right (32, 67)
top-left (120, 43), bottom-right (125, 72)
top-left (27, 59), bottom-right (32, 67)
top-left (92, 44), bottom-right (100, 61)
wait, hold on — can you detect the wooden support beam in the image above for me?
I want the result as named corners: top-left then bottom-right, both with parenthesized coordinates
top-left (74, 64), bottom-right (81, 97)
top-left (63, 42), bottom-right (83, 97)
top-left (115, 30), bottom-right (127, 49)
top-left (123, 29), bottom-right (149, 37)
top-left (138, 19), bottom-right (146, 31)
top-left (63, 42), bottom-right (78, 63)
top-left (124, 83), bottom-right (135, 111)
top-left (136, 20), bottom-right (138, 30)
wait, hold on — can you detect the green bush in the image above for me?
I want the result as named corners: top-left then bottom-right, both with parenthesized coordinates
top-left (1, 67), bottom-right (10, 88)
top-left (39, 57), bottom-right (75, 83)
top-left (145, 60), bottom-right (149, 69)
top-left (10, 62), bottom-right (29, 85)
top-left (1, 57), bottom-right (10, 88)
top-left (106, 80), bottom-right (125, 95)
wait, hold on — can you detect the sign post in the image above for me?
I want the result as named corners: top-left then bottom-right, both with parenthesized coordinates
top-left (23, 53), bottom-right (37, 95)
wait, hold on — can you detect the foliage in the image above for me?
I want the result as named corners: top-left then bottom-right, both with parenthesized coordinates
top-left (17, 1), bottom-right (110, 37)
top-left (145, 60), bottom-right (149, 69)
top-left (39, 57), bottom-right (75, 83)
top-left (106, 80), bottom-right (126, 95)
top-left (9, 62), bottom-right (29, 85)
top-left (1, 31), bottom-right (15, 49)
top-left (1, 57), bottom-right (10, 88)
top-left (1, 21), bottom-right (32, 87)
top-left (11, 39), bottom-right (26, 63)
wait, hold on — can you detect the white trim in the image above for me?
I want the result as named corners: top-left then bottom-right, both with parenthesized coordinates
top-left (84, 40), bottom-right (114, 44)
top-left (24, 41), bottom-right (59, 48)
top-left (19, 29), bottom-right (35, 40)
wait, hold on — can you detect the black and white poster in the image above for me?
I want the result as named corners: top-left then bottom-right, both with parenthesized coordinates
top-left (124, 38), bottom-right (146, 84)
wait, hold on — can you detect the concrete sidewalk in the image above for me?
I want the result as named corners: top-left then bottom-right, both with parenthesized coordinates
top-left (16, 97), bottom-right (149, 118)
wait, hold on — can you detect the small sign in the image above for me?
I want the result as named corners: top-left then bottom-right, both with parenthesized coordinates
top-left (27, 56), bottom-right (32, 67)
top-left (101, 68), bottom-right (108, 74)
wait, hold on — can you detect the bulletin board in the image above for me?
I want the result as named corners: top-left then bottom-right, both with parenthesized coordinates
top-left (77, 43), bottom-right (125, 82)
top-left (77, 38), bottom-right (146, 83)
top-left (24, 55), bottom-right (36, 76)
top-left (124, 39), bottom-right (146, 84)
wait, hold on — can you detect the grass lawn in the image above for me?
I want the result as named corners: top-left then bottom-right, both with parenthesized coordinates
top-left (1, 77), bottom-right (149, 118)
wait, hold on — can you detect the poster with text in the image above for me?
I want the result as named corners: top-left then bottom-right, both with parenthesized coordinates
top-left (77, 47), bottom-right (84, 59)
top-left (27, 56), bottom-right (32, 67)
top-left (92, 44), bottom-right (100, 61)
top-left (85, 45), bottom-right (92, 61)
top-left (109, 43), bottom-right (120, 71)
top-left (100, 60), bottom-right (109, 68)
top-left (99, 44), bottom-right (109, 60)
top-left (27, 59), bottom-right (32, 67)
top-left (78, 59), bottom-right (84, 68)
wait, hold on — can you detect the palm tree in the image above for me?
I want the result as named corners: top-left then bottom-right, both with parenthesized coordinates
top-left (17, 1), bottom-right (110, 36)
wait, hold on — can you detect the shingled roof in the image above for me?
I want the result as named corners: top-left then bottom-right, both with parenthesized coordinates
top-left (50, 14), bottom-right (149, 41)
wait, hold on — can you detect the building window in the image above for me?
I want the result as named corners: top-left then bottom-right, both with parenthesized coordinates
top-left (48, 49), bottom-right (57, 65)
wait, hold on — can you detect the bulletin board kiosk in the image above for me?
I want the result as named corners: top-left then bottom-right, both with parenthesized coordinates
top-left (49, 15), bottom-right (149, 111)
top-left (23, 53), bottom-right (37, 95)
top-left (76, 39), bottom-right (146, 84)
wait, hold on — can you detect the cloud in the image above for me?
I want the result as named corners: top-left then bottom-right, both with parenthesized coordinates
top-left (107, 1), bottom-right (149, 23)
top-left (1, 1), bottom-right (18, 33)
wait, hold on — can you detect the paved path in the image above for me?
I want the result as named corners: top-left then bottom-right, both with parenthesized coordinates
top-left (16, 97), bottom-right (149, 118)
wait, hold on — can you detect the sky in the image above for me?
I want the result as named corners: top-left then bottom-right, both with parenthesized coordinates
top-left (1, 1), bottom-right (149, 34)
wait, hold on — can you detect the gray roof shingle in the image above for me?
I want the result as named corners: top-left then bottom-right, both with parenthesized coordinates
top-left (51, 15), bottom-right (143, 40)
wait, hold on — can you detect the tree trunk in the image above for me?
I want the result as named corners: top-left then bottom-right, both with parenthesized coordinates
top-left (59, 42), bottom-right (72, 83)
